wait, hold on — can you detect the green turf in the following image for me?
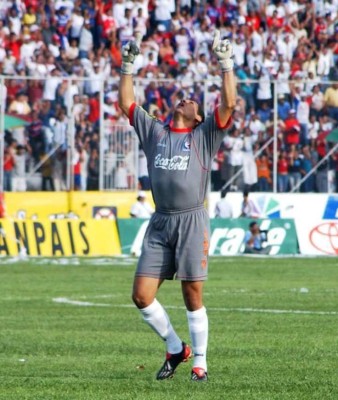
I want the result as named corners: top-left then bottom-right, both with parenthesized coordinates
top-left (0, 256), bottom-right (337, 400)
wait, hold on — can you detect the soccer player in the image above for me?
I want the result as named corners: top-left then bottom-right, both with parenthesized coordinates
top-left (118, 30), bottom-right (236, 381)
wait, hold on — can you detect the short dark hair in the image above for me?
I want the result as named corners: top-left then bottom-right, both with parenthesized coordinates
top-left (249, 221), bottom-right (257, 229)
top-left (220, 188), bottom-right (228, 198)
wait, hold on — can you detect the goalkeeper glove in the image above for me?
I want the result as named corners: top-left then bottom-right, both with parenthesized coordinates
top-left (121, 32), bottom-right (143, 75)
top-left (212, 30), bottom-right (234, 73)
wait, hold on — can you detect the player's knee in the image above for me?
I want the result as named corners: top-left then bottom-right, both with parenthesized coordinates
top-left (132, 291), bottom-right (150, 309)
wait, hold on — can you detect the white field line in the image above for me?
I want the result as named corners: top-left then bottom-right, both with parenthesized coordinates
top-left (53, 297), bottom-right (110, 307)
top-left (52, 297), bottom-right (338, 315)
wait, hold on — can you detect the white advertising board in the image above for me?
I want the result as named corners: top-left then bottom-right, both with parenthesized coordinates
top-left (209, 192), bottom-right (338, 255)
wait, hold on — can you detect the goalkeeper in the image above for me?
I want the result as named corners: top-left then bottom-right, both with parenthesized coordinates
top-left (118, 30), bottom-right (236, 382)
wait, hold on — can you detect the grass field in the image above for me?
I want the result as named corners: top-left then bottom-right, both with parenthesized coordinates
top-left (0, 256), bottom-right (337, 400)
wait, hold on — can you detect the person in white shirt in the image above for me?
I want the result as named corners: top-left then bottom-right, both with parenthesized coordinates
top-left (130, 191), bottom-right (154, 218)
top-left (248, 113), bottom-right (264, 140)
top-left (154, 0), bottom-right (173, 31)
top-left (240, 190), bottom-right (260, 218)
top-left (256, 66), bottom-right (272, 108)
top-left (296, 92), bottom-right (310, 145)
top-left (12, 145), bottom-right (27, 192)
top-left (232, 35), bottom-right (246, 67)
top-left (79, 20), bottom-right (93, 58)
top-left (310, 84), bottom-right (325, 117)
top-left (227, 129), bottom-right (244, 191)
top-left (242, 127), bottom-right (258, 191)
top-left (247, 47), bottom-right (263, 75)
top-left (118, 7), bottom-right (134, 44)
top-left (43, 68), bottom-right (62, 102)
top-left (70, 7), bottom-right (84, 40)
top-left (113, 0), bottom-right (126, 27)
top-left (85, 63), bottom-right (102, 95)
top-left (317, 47), bottom-right (333, 80)
top-left (214, 189), bottom-right (233, 218)
top-left (20, 34), bottom-right (36, 63)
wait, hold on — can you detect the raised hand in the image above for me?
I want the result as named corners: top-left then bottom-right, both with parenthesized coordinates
top-left (212, 29), bottom-right (234, 72)
top-left (121, 32), bottom-right (143, 75)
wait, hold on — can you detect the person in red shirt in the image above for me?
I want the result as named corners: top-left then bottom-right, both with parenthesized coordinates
top-left (4, 147), bottom-right (15, 191)
top-left (246, 9), bottom-right (261, 32)
top-left (277, 150), bottom-right (289, 192)
top-left (282, 109), bottom-right (301, 148)
top-left (266, 10), bottom-right (284, 29)
top-left (88, 92), bottom-right (100, 125)
top-left (6, 32), bottom-right (21, 62)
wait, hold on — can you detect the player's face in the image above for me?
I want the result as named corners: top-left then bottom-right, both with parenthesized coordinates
top-left (175, 99), bottom-right (201, 123)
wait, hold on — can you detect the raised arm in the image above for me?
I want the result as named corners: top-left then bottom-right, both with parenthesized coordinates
top-left (212, 30), bottom-right (237, 126)
top-left (118, 33), bottom-right (142, 116)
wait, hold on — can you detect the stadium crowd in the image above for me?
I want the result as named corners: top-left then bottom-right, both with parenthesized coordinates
top-left (2, 0), bottom-right (338, 193)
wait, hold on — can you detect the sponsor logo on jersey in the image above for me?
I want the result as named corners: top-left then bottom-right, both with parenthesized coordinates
top-left (154, 154), bottom-right (189, 170)
top-left (182, 138), bottom-right (191, 152)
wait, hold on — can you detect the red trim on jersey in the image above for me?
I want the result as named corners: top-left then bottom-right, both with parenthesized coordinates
top-left (215, 107), bottom-right (233, 129)
top-left (129, 102), bottom-right (137, 126)
top-left (169, 121), bottom-right (193, 134)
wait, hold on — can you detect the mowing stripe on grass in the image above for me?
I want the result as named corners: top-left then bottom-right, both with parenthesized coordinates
top-left (52, 297), bottom-right (338, 315)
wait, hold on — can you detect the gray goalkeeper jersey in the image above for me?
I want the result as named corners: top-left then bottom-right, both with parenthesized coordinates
top-left (130, 103), bottom-right (231, 212)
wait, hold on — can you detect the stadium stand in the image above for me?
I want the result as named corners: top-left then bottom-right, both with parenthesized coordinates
top-left (2, 0), bottom-right (338, 193)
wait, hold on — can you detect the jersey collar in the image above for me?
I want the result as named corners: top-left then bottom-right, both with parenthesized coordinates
top-left (169, 120), bottom-right (193, 134)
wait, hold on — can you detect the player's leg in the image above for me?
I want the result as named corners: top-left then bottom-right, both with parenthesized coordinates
top-left (182, 280), bottom-right (208, 382)
top-left (133, 276), bottom-right (190, 380)
top-left (175, 208), bottom-right (210, 381)
top-left (133, 213), bottom-right (189, 379)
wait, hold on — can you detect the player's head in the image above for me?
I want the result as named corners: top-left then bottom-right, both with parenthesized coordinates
top-left (174, 99), bottom-right (205, 127)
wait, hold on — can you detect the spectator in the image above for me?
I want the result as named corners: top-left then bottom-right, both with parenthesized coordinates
top-left (70, 7), bottom-right (84, 41)
top-left (240, 190), bottom-right (260, 218)
top-left (288, 148), bottom-right (302, 192)
top-left (277, 150), bottom-right (289, 192)
top-left (130, 191), bottom-right (154, 218)
top-left (138, 148), bottom-right (150, 190)
top-left (300, 145), bottom-right (315, 192)
top-left (79, 19), bottom-right (93, 58)
top-left (324, 83), bottom-right (338, 121)
top-left (4, 147), bottom-right (15, 191)
top-left (40, 153), bottom-right (55, 191)
top-left (26, 110), bottom-right (44, 164)
top-left (214, 189), bottom-right (233, 218)
top-left (8, 92), bottom-right (31, 115)
top-left (114, 160), bottom-right (129, 189)
top-left (281, 109), bottom-right (301, 149)
top-left (87, 147), bottom-right (99, 190)
top-left (226, 129), bottom-right (244, 191)
top-left (243, 221), bottom-right (271, 255)
top-left (256, 153), bottom-right (271, 192)
top-left (277, 93), bottom-right (291, 121)
top-left (242, 127), bottom-right (258, 192)
top-left (154, 0), bottom-right (173, 32)
top-left (296, 92), bottom-right (310, 146)
top-left (310, 84), bottom-right (325, 118)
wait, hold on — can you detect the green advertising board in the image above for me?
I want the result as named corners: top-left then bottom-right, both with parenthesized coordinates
top-left (117, 218), bottom-right (298, 256)
top-left (118, 219), bottom-right (149, 256)
top-left (209, 218), bottom-right (298, 255)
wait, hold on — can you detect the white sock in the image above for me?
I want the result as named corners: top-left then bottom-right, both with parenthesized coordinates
top-left (187, 306), bottom-right (208, 371)
top-left (139, 299), bottom-right (183, 354)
